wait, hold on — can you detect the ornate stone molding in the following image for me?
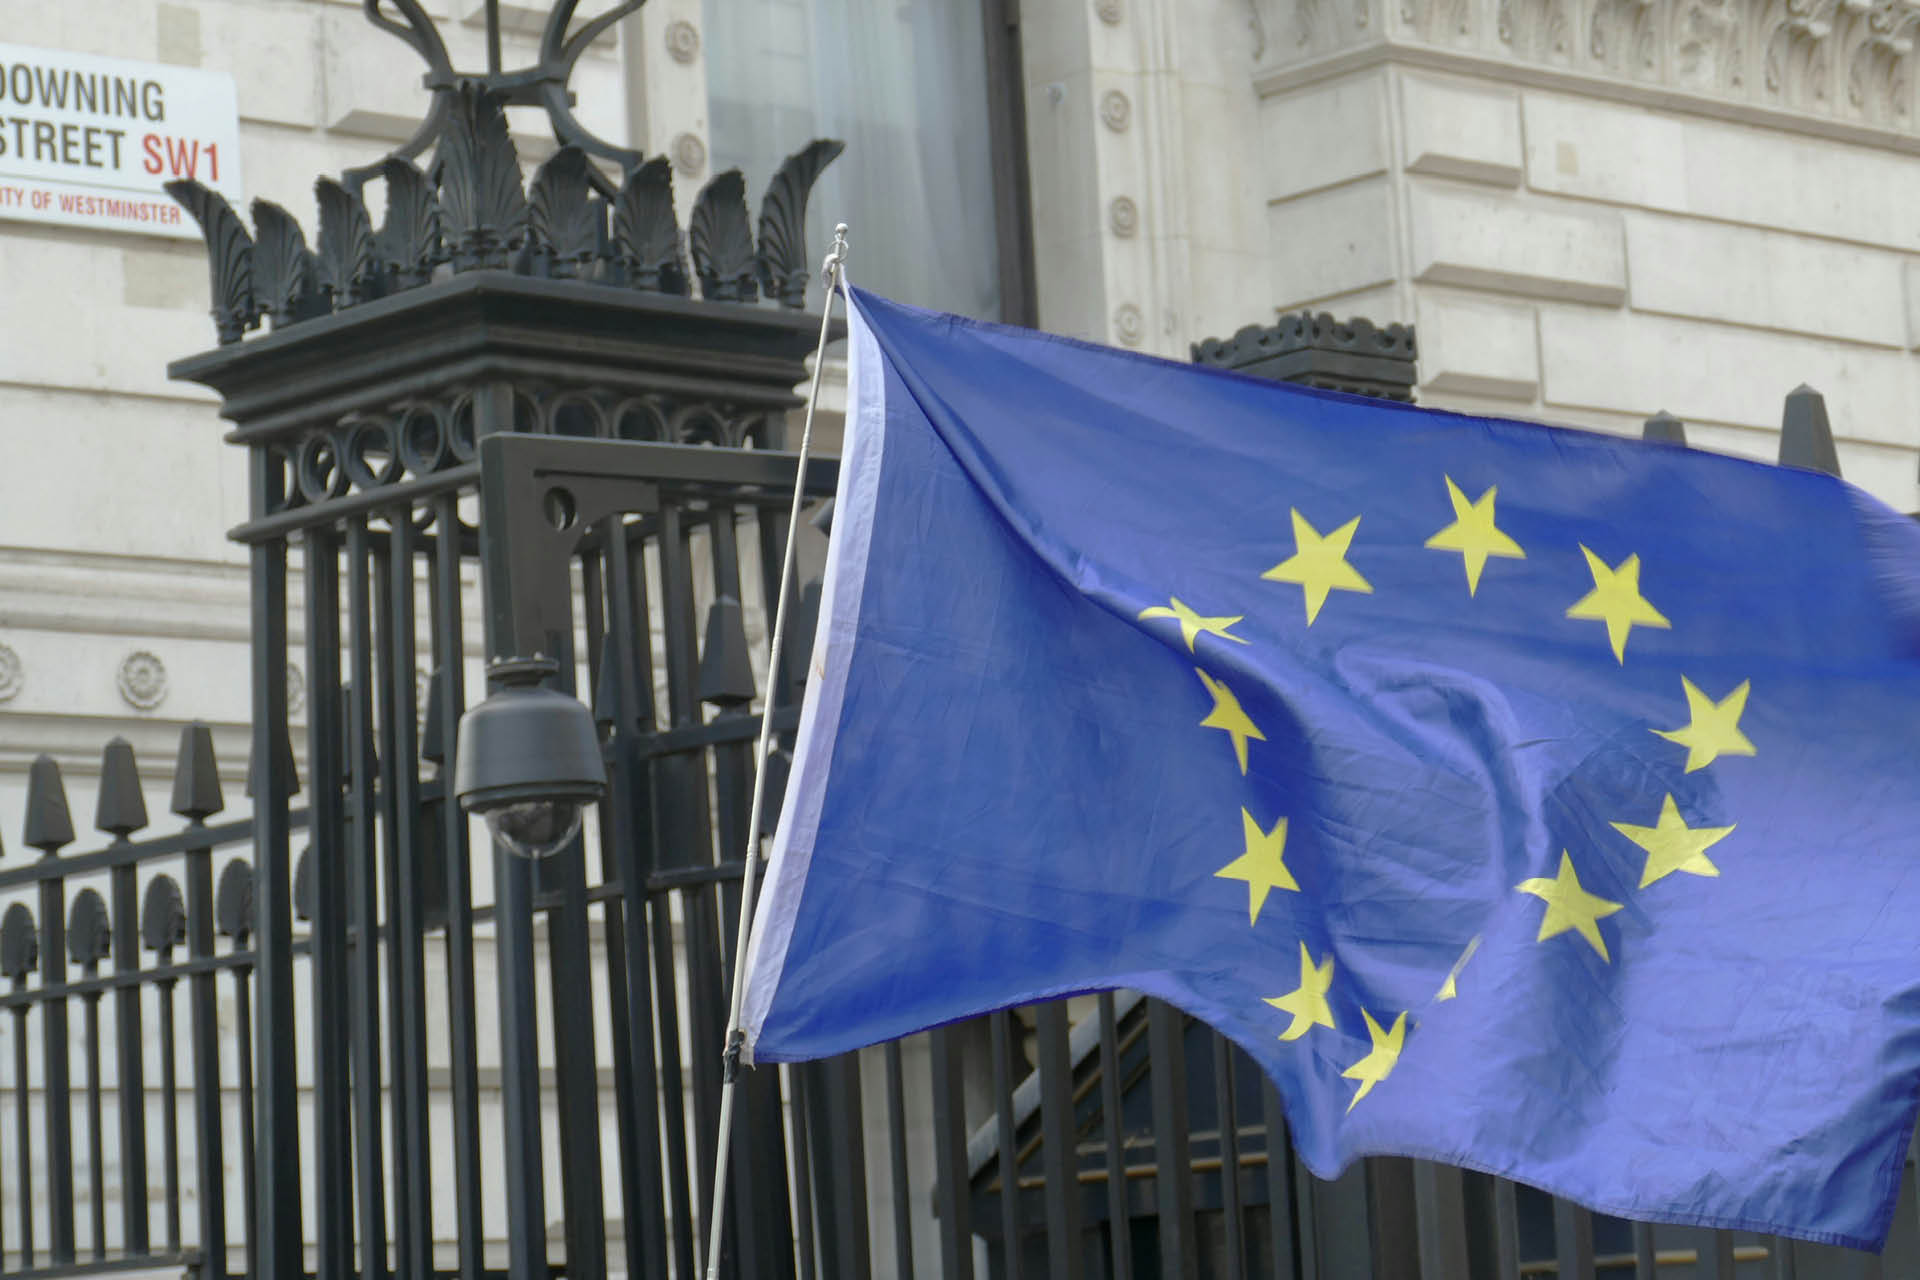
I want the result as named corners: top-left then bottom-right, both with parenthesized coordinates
top-left (117, 651), bottom-right (169, 711)
top-left (1256, 0), bottom-right (1920, 132)
top-left (0, 643), bottom-right (22, 703)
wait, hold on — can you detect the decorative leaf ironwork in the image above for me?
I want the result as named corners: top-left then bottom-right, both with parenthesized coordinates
top-left (141, 875), bottom-right (187, 954)
top-left (376, 157), bottom-right (442, 288)
top-left (216, 859), bottom-right (255, 943)
top-left (67, 889), bottom-right (111, 969)
top-left (756, 138), bottom-right (844, 308)
top-left (528, 147), bottom-right (604, 279)
top-left (689, 170), bottom-right (757, 303)
top-left (165, 178), bottom-right (257, 344)
top-left (316, 176), bottom-right (378, 305)
top-left (437, 82), bottom-right (528, 271)
top-left (612, 157), bottom-right (687, 295)
top-left (0, 904), bottom-right (36, 983)
top-left (251, 199), bottom-right (326, 328)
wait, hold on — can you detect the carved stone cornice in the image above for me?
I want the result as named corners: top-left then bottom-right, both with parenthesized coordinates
top-left (1255, 0), bottom-right (1920, 135)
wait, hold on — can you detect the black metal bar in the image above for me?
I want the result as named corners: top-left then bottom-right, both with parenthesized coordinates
top-left (788, 1065), bottom-right (819, 1280)
top-left (1213, 1035), bottom-right (1245, 1280)
top-left (600, 514), bottom-right (672, 1280)
top-left (1037, 1003), bottom-right (1085, 1280)
top-left (1630, 1223), bottom-right (1655, 1278)
top-left (233, 948), bottom-right (258, 1280)
top-left (543, 805), bottom-right (610, 1280)
top-left (930, 1025), bottom-right (976, 1280)
top-left (1552, 1198), bottom-right (1596, 1280)
top-left (1147, 1001), bottom-right (1197, 1280)
top-left (1412, 1162), bottom-right (1469, 1279)
top-left (990, 1011), bottom-right (1023, 1280)
top-left (1772, 1235), bottom-right (1798, 1278)
top-left (884, 1040), bottom-right (915, 1278)
top-left (157, 974), bottom-right (182, 1253)
top-left (346, 518), bottom-right (390, 1280)
top-left (305, 526), bottom-right (354, 1280)
top-left (1491, 1178), bottom-right (1519, 1280)
top-left (1259, 1081), bottom-right (1295, 1280)
top-left (1098, 995), bottom-right (1134, 1280)
top-left (433, 490), bottom-right (487, 1280)
top-left (648, 889), bottom-right (698, 1279)
top-left (82, 988), bottom-right (104, 1259)
top-left (12, 1000), bottom-right (29, 1266)
top-left (383, 511), bottom-right (435, 1280)
top-left (110, 857), bottom-right (149, 1255)
top-left (979, 0), bottom-right (1039, 328)
top-left (40, 866), bottom-right (75, 1263)
top-left (250, 438), bottom-right (303, 1280)
top-left (184, 829), bottom-right (225, 1280)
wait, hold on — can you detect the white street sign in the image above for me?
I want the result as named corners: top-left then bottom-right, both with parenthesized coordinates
top-left (0, 42), bottom-right (243, 240)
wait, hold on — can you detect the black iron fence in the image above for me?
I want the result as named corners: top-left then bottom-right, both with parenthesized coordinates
top-left (0, 276), bottom-right (1893, 1280)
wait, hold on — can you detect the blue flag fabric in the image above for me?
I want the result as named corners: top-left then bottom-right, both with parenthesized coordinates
top-left (740, 286), bottom-right (1920, 1248)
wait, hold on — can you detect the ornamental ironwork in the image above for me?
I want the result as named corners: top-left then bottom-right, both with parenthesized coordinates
top-left (165, 1), bottom-right (843, 345)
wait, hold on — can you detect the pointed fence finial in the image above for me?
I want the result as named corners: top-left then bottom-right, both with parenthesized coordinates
top-left (67, 890), bottom-right (111, 971)
top-left (0, 904), bottom-right (37, 984)
top-left (1642, 410), bottom-right (1686, 445)
top-left (293, 847), bottom-right (314, 923)
top-left (421, 668), bottom-right (449, 767)
top-left (216, 860), bottom-right (255, 944)
top-left (592, 636), bottom-right (621, 735)
top-left (141, 876), bottom-right (187, 955)
top-left (171, 723), bottom-right (225, 823)
top-left (246, 721), bottom-right (301, 800)
top-left (1779, 384), bottom-right (1841, 477)
top-left (24, 754), bottom-right (75, 856)
top-left (698, 595), bottom-right (758, 709)
top-left (96, 737), bottom-right (150, 840)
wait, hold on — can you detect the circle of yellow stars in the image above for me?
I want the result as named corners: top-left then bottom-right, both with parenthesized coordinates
top-left (1133, 472), bottom-right (1758, 1113)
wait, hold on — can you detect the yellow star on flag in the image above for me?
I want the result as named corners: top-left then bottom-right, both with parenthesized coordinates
top-left (1516, 851), bottom-right (1624, 961)
top-left (1138, 597), bottom-right (1248, 652)
top-left (1195, 668), bottom-right (1266, 774)
top-left (1262, 509), bottom-right (1373, 625)
top-left (1216, 809), bottom-right (1295, 925)
top-left (1610, 794), bottom-right (1733, 889)
top-left (1653, 677), bottom-right (1756, 773)
top-left (1264, 942), bottom-right (1336, 1041)
top-left (1342, 1008), bottom-right (1406, 1110)
top-left (1565, 546), bottom-right (1671, 662)
top-left (1424, 477), bottom-right (1526, 595)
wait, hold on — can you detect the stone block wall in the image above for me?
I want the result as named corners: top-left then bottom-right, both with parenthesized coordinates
top-left (1254, 42), bottom-right (1920, 514)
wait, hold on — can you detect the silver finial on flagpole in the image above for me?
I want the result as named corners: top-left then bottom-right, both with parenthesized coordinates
top-left (822, 222), bottom-right (850, 287)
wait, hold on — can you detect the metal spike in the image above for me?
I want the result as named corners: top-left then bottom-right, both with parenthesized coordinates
top-left (1641, 410), bottom-right (1686, 445)
top-left (786, 578), bottom-right (823, 700)
top-left (293, 846), bottom-right (314, 923)
top-left (698, 595), bottom-right (758, 709)
top-left (216, 860), bottom-right (255, 942)
top-left (809, 497), bottom-right (834, 537)
top-left (339, 684), bottom-right (379, 782)
top-left (96, 737), bottom-right (150, 840)
top-left (1779, 384), bottom-right (1841, 477)
top-left (421, 667), bottom-right (448, 767)
top-left (141, 876), bottom-right (187, 954)
top-left (171, 722), bottom-right (226, 822)
top-left (245, 720), bottom-right (301, 800)
top-left (23, 754), bottom-right (75, 855)
top-left (67, 889), bottom-right (111, 969)
top-left (0, 904), bottom-right (37, 981)
top-left (592, 634), bottom-right (621, 735)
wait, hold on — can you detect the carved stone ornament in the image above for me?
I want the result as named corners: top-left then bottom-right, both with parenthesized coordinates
top-left (666, 19), bottom-right (701, 62)
top-left (1113, 302), bottom-right (1146, 346)
top-left (287, 663), bottom-right (307, 717)
top-left (1096, 0), bottom-right (1124, 23)
top-left (1108, 195), bottom-right (1139, 237)
top-left (1100, 89), bottom-right (1132, 131)
top-left (117, 651), bottom-right (169, 711)
top-left (672, 132), bottom-right (708, 176)
top-left (0, 642), bottom-right (21, 703)
top-left (1268, 0), bottom-right (1920, 133)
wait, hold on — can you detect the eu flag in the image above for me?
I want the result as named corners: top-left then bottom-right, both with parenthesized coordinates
top-left (740, 286), bottom-right (1920, 1248)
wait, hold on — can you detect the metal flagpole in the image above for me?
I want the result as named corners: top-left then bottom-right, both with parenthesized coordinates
top-left (703, 223), bottom-right (850, 1280)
